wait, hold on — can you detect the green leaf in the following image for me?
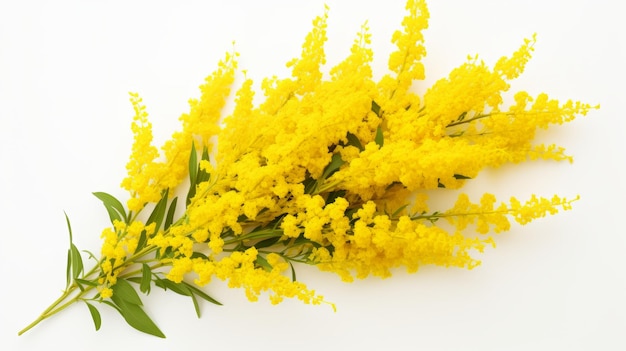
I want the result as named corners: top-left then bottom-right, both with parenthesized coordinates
top-left (154, 278), bottom-right (191, 296)
top-left (65, 249), bottom-right (72, 288)
top-left (375, 125), bottom-right (384, 147)
top-left (155, 246), bottom-right (175, 260)
top-left (83, 249), bottom-right (98, 262)
top-left (140, 264), bottom-right (152, 294)
top-left (186, 186), bottom-right (197, 206)
top-left (188, 141), bottom-right (198, 187)
top-left (293, 236), bottom-right (322, 248)
top-left (190, 292), bottom-right (201, 318)
top-left (255, 254), bottom-right (272, 272)
top-left (75, 278), bottom-right (98, 287)
top-left (147, 189), bottom-right (169, 232)
top-left (101, 300), bottom-right (120, 311)
top-left (302, 174), bottom-right (317, 194)
top-left (164, 197), bottom-right (178, 230)
top-left (126, 277), bottom-right (142, 284)
top-left (371, 100), bottom-right (381, 116)
top-left (321, 153), bottom-right (345, 180)
top-left (93, 192), bottom-right (127, 224)
top-left (196, 147), bottom-right (211, 184)
top-left (111, 294), bottom-right (165, 338)
top-left (201, 146), bottom-right (210, 161)
top-left (190, 251), bottom-right (208, 260)
top-left (345, 132), bottom-right (364, 151)
top-left (183, 282), bottom-right (222, 306)
top-left (254, 236), bottom-right (281, 249)
top-left (156, 278), bottom-right (222, 304)
top-left (457, 111), bottom-right (467, 122)
top-left (391, 204), bottom-right (409, 218)
top-left (289, 261), bottom-right (297, 282)
top-left (64, 211), bottom-right (73, 243)
top-left (135, 230), bottom-right (147, 254)
top-left (326, 190), bottom-right (346, 205)
top-left (85, 302), bottom-right (102, 331)
top-left (70, 244), bottom-right (84, 280)
top-left (448, 130), bottom-right (465, 138)
top-left (187, 143), bottom-right (199, 205)
top-left (63, 212), bottom-right (77, 287)
top-left (111, 278), bottom-right (143, 306)
top-left (154, 278), bottom-right (222, 316)
top-left (453, 174), bottom-right (472, 180)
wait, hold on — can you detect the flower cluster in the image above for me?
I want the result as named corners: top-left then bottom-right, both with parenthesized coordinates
top-left (19, 0), bottom-right (596, 338)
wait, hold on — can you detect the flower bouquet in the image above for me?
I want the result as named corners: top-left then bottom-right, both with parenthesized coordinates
top-left (19, 0), bottom-right (596, 338)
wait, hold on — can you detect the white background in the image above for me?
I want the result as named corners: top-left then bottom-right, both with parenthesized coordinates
top-left (1, 0), bottom-right (624, 350)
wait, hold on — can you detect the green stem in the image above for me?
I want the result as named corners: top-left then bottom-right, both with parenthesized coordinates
top-left (446, 113), bottom-right (497, 128)
top-left (18, 268), bottom-right (98, 336)
top-left (223, 228), bottom-right (283, 245)
top-left (315, 179), bottom-right (343, 195)
top-left (119, 261), bottom-right (166, 279)
top-left (18, 240), bottom-right (167, 336)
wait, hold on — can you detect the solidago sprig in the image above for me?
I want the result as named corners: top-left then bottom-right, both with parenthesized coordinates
top-left (19, 0), bottom-right (597, 338)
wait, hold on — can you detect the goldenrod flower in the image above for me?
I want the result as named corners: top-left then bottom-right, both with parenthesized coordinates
top-left (19, 0), bottom-right (597, 339)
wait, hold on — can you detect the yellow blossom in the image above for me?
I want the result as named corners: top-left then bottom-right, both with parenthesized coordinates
top-left (21, 0), bottom-right (597, 339)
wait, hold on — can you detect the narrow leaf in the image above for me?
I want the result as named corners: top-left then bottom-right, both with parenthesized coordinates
top-left (75, 278), bottom-right (98, 287)
top-left (65, 249), bottom-right (72, 288)
top-left (190, 251), bottom-right (208, 260)
top-left (293, 236), bottom-right (322, 248)
top-left (85, 302), bottom-right (102, 331)
top-left (321, 153), bottom-right (345, 180)
top-left (103, 205), bottom-right (122, 224)
top-left (302, 175), bottom-right (317, 194)
top-left (155, 278), bottom-right (222, 313)
top-left (111, 278), bottom-right (143, 306)
top-left (64, 213), bottom-right (76, 287)
top-left (391, 204), bottom-right (409, 218)
top-left (371, 100), bottom-right (381, 116)
top-left (146, 189), bottom-right (169, 231)
top-left (345, 132), bottom-right (364, 151)
top-left (154, 278), bottom-right (191, 296)
top-left (458, 111), bottom-right (467, 122)
top-left (453, 174), bottom-right (472, 180)
top-left (196, 146), bottom-right (211, 184)
top-left (255, 255), bottom-right (272, 272)
top-left (254, 236), bottom-right (281, 249)
top-left (326, 190), bottom-right (346, 204)
top-left (186, 185), bottom-right (197, 206)
top-left (164, 197), bottom-right (178, 230)
top-left (183, 282), bottom-right (222, 306)
top-left (140, 264), bottom-right (152, 294)
top-left (135, 230), bottom-right (147, 254)
top-left (126, 277), bottom-right (142, 284)
top-left (83, 249), bottom-right (98, 261)
top-left (93, 192), bottom-right (127, 224)
top-left (101, 300), bottom-right (120, 311)
top-left (111, 295), bottom-right (165, 338)
top-left (375, 125), bottom-right (384, 147)
top-left (70, 244), bottom-right (84, 279)
top-left (187, 143), bottom-right (199, 205)
top-left (200, 146), bottom-right (211, 162)
top-left (64, 211), bottom-right (73, 243)
top-left (289, 261), bottom-right (297, 282)
top-left (190, 292), bottom-right (201, 318)
top-left (188, 141), bottom-right (198, 186)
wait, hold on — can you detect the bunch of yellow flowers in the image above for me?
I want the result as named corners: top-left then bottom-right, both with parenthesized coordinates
top-left (19, 0), bottom-right (596, 338)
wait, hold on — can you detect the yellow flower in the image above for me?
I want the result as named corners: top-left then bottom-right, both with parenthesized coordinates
top-left (99, 287), bottom-right (113, 299)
